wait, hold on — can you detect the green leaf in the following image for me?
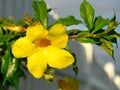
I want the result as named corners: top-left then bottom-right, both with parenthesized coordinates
top-left (0, 84), bottom-right (6, 90)
top-left (101, 15), bottom-right (119, 35)
top-left (98, 39), bottom-right (114, 59)
top-left (80, 0), bottom-right (94, 30)
top-left (32, 0), bottom-right (48, 28)
top-left (100, 35), bottom-right (117, 43)
top-left (0, 33), bottom-right (15, 42)
top-left (77, 30), bottom-right (90, 36)
top-left (72, 53), bottom-right (78, 78)
top-left (67, 29), bottom-right (80, 36)
top-left (1, 45), bottom-right (18, 87)
top-left (107, 15), bottom-right (118, 31)
top-left (75, 37), bottom-right (98, 44)
top-left (9, 71), bottom-right (19, 90)
top-left (67, 29), bottom-right (90, 36)
top-left (1, 47), bottom-right (11, 75)
top-left (107, 31), bottom-right (120, 38)
top-left (92, 16), bottom-right (109, 33)
top-left (5, 57), bottom-right (18, 79)
top-left (67, 29), bottom-right (88, 36)
top-left (56, 16), bottom-right (82, 26)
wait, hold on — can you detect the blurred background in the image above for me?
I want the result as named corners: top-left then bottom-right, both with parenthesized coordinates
top-left (0, 0), bottom-right (120, 90)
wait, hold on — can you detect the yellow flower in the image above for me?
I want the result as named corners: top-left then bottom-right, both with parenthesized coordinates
top-left (12, 23), bottom-right (74, 78)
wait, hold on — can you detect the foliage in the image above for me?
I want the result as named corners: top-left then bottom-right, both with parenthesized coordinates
top-left (0, 0), bottom-right (119, 89)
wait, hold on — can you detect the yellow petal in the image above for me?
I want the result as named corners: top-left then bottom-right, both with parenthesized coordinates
top-left (47, 46), bottom-right (74, 69)
top-left (12, 37), bottom-right (36, 58)
top-left (48, 34), bottom-right (68, 48)
top-left (49, 24), bottom-right (66, 35)
top-left (48, 24), bottom-right (68, 48)
top-left (27, 48), bottom-right (47, 78)
top-left (26, 23), bottom-right (48, 42)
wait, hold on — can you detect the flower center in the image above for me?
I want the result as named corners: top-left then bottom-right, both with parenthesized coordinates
top-left (37, 38), bottom-right (51, 47)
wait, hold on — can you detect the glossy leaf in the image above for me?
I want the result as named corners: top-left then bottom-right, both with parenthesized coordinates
top-left (98, 39), bottom-right (114, 59)
top-left (0, 33), bottom-right (14, 42)
top-left (32, 0), bottom-right (48, 28)
top-left (1, 47), bottom-right (11, 75)
top-left (0, 84), bottom-right (6, 90)
top-left (76, 37), bottom-right (99, 44)
top-left (0, 28), bottom-right (25, 44)
top-left (100, 35), bottom-right (117, 43)
top-left (56, 16), bottom-right (82, 26)
top-left (107, 31), bottom-right (120, 38)
top-left (67, 29), bottom-right (89, 36)
top-left (77, 30), bottom-right (89, 36)
top-left (9, 72), bottom-right (19, 89)
top-left (80, 0), bottom-right (94, 30)
top-left (68, 30), bottom-right (90, 40)
top-left (1, 46), bottom-right (19, 88)
top-left (72, 53), bottom-right (78, 78)
top-left (103, 15), bottom-right (119, 34)
top-left (92, 16), bottom-right (109, 33)
top-left (5, 57), bottom-right (18, 79)
top-left (67, 29), bottom-right (81, 36)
